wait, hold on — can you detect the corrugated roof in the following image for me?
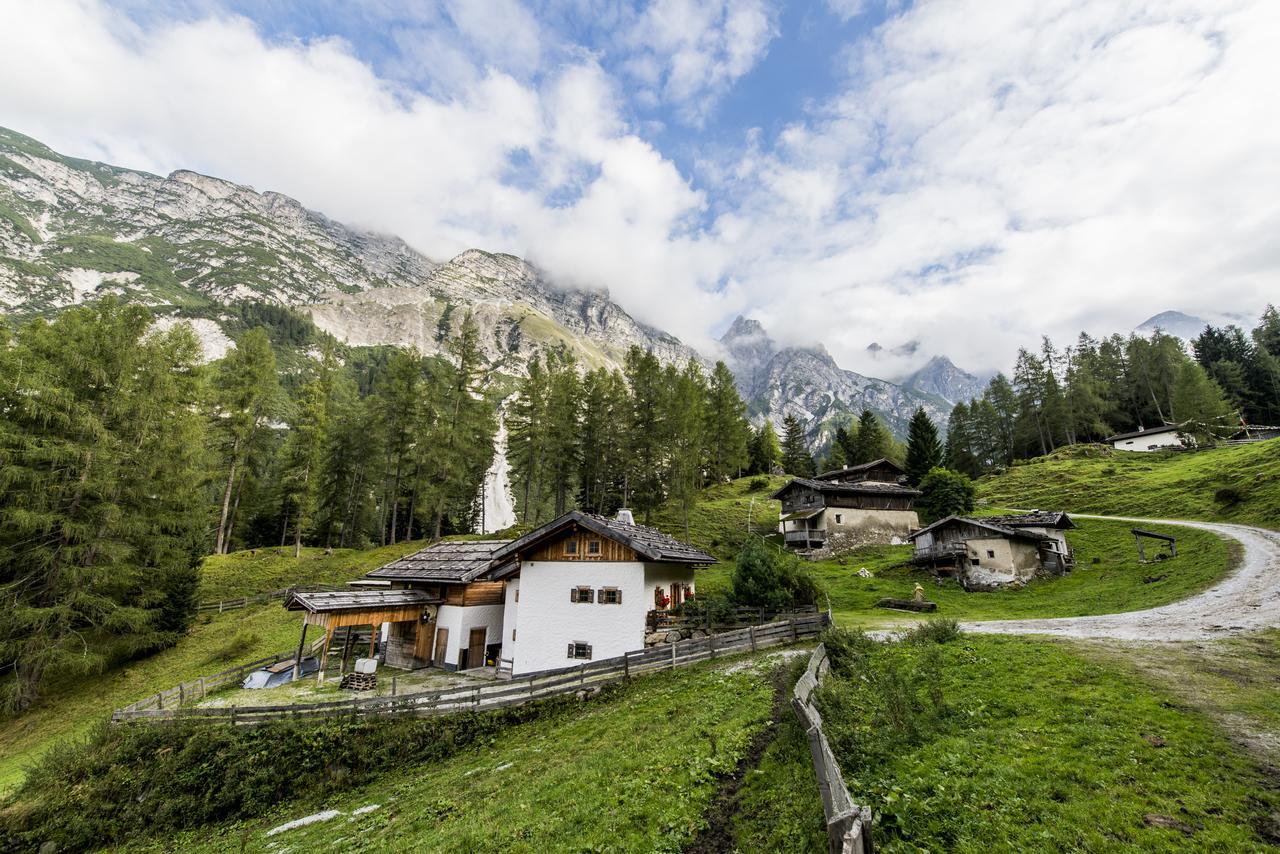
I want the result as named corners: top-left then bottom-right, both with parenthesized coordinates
top-left (490, 511), bottom-right (715, 565)
top-left (366, 539), bottom-right (514, 583)
top-left (284, 589), bottom-right (437, 613)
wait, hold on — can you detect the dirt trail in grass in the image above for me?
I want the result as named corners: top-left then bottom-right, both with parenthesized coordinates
top-left (964, 516), bottom-right (1280, 641)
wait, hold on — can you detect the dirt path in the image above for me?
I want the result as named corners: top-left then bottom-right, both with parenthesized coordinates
top-left (962, 515), bottom-right (1280, 642)
top-left (683, 664), bottom-right (791, 854)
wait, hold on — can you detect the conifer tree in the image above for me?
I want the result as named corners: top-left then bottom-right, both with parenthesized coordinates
top-left (704, 361), bottom-right (751, 482)
top-left (0, 302), bottom-right (207, 710)
top-left (904, 407), bottom-right (944, 486)
top-left (780, 415), bottom-right (815, 477)
top-left (749, 421), bottom-right (781, 474)
top-left (669, 360), bottom-right (709, 541)
top-left (210, 328), bottom-right (282, 554)
top-left (849, 408), bottom-right (889, 464)
top-left (278, 345), bottom-right (335, 557)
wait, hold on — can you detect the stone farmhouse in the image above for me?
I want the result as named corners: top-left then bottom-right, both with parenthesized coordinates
top-left (771, 458), bottom-right (920, 551)
top-left (284, 510), bottom-right (714, 679)
top-left (909, 511), bottom-right (1076, 590)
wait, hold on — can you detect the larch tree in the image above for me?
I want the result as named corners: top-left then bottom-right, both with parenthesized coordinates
top-left (780, 415), bottom-right (814, 477)
top-left (210, 328), bottom-right (282, 554)
top-left (0, 301), bottom-right (207, 711)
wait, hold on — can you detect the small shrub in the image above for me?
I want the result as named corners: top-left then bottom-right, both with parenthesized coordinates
top-left (822, 626), bottom-right (878, 675)
top-left (730, 538), bottom-right (820, 610)
top-left (905, 618), bottom-right (961, 645)
top-left (1101, 466), bottom-right (1116, 475)
top-left (746, 476), bottom-right (770, 493)
top-left (916, 467), bottom-right (976, 522)
top-left (1214, 485), bottom-right (1245, 506)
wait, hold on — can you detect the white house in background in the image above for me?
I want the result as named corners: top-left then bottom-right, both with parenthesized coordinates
top-left (1105, 424), bottom-right (1189, 452)
top-left (487, 510), bottom-right (715, 675)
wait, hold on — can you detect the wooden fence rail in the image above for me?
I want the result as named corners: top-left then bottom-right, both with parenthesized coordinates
top-left (793, 643), bottom-right (874, 854)
top-left (112, 615), bottom-right (825, 725)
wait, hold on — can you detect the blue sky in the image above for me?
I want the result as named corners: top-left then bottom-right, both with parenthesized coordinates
top-left (2, 0), bottom-right (1278, 373)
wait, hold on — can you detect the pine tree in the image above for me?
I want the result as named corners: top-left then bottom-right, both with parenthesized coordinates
top-left (780, 415), bottom-right (814, 477)
top-left (849, 409), bottom-right (888, 464)
top-left (669, 360), bottom-right (709, 541)
top-left (625, 347), bottom-right (668, 521)
top-left (904, 407), bottom-right (944, 486)
top-left (749, 421), bottom-right (781, 474)
top-left (278, 346), bottom-right (335, 557)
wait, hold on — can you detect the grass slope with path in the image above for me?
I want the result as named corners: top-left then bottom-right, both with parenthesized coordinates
top-left (977, 439), bottom-right (1280, 530)
top-left (820, 629), bottom-right (1280, 851)
top-left (114, 652), bottom-right (798, 853)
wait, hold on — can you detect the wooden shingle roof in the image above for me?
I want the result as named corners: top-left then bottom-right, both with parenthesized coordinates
top-left (490, 511), bottom-right (715, 566)
top-left (984, 511), bottom-right (1075, 530)
top-left (770, 477), bottom-right (921, 500)
top-left (366, 539), bottom-right (514, 583)
top-left (284, 589), bottom-right (438, 613)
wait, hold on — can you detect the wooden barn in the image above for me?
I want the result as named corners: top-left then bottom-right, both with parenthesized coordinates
top-left (772, 458), bottom-right (920, 550)
top-left (909, 512), bottom-right (1076, 589)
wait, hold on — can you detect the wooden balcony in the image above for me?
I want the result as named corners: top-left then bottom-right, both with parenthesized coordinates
top-left (910, 543), bottom-right (967, 565)
top-left (784, 529), bottom-right (826, 548)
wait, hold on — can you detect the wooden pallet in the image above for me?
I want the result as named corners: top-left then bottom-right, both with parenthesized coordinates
top-left (340, 672), bottom-right (377, 692)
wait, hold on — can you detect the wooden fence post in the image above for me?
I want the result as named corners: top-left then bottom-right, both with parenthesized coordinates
top-left (709, 634), bottom-right (716, 658)
top-left (623, 651), bottom-right (631, 679)
top-left (791, 619), bottom-right (798, 643)
top-left (671, 639), bottom-right (678, 669)
top-left (749, 625), bottom-right (757, 652)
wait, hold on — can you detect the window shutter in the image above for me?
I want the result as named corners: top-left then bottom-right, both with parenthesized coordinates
top-left (588, 588), bottom-right (596, 603)
top-left (567, 642), bottom-right (574, 658)
top-left (615, 589), bottom-right (622, 605)
top-left (586, 644), bottom-right (593, 660)
top-left (570, 588), bottom-right (577, 603)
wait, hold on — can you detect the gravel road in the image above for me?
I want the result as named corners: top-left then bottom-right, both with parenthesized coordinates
top-left (961, 515), bottom-right (1280, 642)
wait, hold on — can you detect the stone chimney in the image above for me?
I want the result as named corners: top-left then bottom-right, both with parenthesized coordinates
top-left (615, 508), bottom-right (635, 525)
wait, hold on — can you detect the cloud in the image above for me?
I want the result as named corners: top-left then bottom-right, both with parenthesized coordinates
top-left (0, 0), bottom-right (725, 349)
top-left (712, 0), bottom-right (1280, 375)
top-left (621, 0), bottom-right (780, 124)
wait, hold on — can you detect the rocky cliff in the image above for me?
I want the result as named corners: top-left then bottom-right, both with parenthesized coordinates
top-left (0, 126), bottom-right (700, 372)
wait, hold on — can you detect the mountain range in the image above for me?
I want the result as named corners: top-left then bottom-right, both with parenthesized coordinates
top-left (0, 125), bottom-right (979, 443)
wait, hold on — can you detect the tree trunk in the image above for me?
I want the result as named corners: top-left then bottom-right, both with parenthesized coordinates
top-left (214, 441), bottom-right (239, 554)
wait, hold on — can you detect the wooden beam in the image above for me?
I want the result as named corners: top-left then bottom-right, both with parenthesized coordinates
top-left (293, 621), bottom-right (309, 679)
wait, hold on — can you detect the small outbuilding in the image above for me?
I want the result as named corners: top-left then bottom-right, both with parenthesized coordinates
top-left (909, 512), bottom-right (1076, 590)
top-left (1105, 424), bottom-right (1189, 452)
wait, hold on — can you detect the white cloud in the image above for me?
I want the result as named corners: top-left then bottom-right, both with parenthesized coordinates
top-left (622, 0), bottom-right (779, 124)
top-left (0, 0), bottom-right (726, 349)
top-left (713, 0), bottom-right (1280, 375)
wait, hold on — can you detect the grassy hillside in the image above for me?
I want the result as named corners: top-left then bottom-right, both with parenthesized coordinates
top-left (977, 439), bottom-right (1280, 529)
top-left (693, 512), bottom-right (1234, 628)
top-left (820, 630), bottom-right (1279, 851)
top-left (198, 540), bottom-right (427, 602)
top-left (0, 604), bottom-right (301, 795)
top-left (649, 474), bottom-right (787, 561)
top-left (89, 653), bottom-right (804, 852)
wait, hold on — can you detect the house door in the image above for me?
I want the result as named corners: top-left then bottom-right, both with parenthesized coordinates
top-left (670, 582), bottom-right (682, 607)
top-left (466, 628), bottom-right (486, 669)
top-left (415, 621), bottom-right (435, 665)
top-left (434, 627), bottom-right (450, 667)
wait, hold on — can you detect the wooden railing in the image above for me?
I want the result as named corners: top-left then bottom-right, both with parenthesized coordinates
top-left (793, 643), bottom-right (874, 854)
top-left (785, 529), bottom-right (827, 545)
top-left (112, 615), bottom-right (825, 725)
top-left (647, 605), bottom-right (819, 633)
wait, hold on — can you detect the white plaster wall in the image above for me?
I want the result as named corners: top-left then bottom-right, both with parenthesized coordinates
top-left (435, 603), bottom-right (505, 669)
top-left (1113, 431), bottom-right (1184, 451)
top-left (501, 578), bottom-right (520, 659)
top-left (509, 561), bottom-right (694, 675)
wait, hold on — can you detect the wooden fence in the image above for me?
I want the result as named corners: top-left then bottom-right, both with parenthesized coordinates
top-left (115, 634), bottom-right (329, 714)
top-left (195, 588), bottom-right (291, 614)
top-left (112, 614), bottom-right (825, 725)
top-left (646, 605), bottom-right (819, 632)
top-left (792, 643), bottom-right (874, 854)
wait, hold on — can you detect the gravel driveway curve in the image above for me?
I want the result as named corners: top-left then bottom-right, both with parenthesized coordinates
top-left (961, 515), bottom-right (1280, 642)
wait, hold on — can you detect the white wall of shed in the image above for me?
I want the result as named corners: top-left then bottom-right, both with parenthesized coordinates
top-left (434, 603), bottom-right (505, 669)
